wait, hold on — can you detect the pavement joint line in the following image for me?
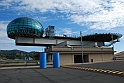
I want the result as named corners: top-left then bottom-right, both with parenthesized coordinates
top-left (0, 66), bottom-right (40, 70)
top-left (104, 70), bottom-right (108, 72)
top-left (108, 71), bottom-right (113, 73)
top-left (61, 65), bottom-right (124, 76)
top-left (112, 72), bottom-right (118, 74)
top-left (117, 72), bottom-right (123, 74)
top-left (90, 68), bottom-right (94, 71)
top-left (96, 69), bottom-right (100, 71)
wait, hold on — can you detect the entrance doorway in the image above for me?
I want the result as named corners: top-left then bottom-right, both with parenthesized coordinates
top-left (74, 55), bottom-right (82, 63)
top-left (74, 55), bottom-right (89, 63)
top-left (84, 55), bottom-right (89, 62)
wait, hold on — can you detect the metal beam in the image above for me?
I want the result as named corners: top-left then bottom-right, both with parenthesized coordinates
top-left (15, 37), bottom-right (104, 47)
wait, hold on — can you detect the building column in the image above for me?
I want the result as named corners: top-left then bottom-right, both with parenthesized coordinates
top-left (40, 52), bottom-right (46, 68)
top-left (53, 52), bottom-right (60, 68)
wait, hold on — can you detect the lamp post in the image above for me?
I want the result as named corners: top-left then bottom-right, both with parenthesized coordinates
top-left (80, 31), bottom-right (84, 63)
top-left (111, 34), bottom-right (115, 61)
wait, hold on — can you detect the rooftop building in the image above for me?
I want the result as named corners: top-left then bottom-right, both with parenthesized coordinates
top-left (6, 17), bottom-right (123, 65)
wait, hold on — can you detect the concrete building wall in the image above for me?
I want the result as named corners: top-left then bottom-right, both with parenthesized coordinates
top-left (89, 53), bottom-right (113, 63)
top-left (46, 46), bottom-right (114, 65)
top-left (59, 53), bottom-right (113, 65)
top-left (89, 54), bottom-right (103, 62)
top-left (47, 52), bottom-right (114, 65)
top-left (60, 54), bottom-right (74, 65)
top-left (102, 54), bottom-right (113, 61)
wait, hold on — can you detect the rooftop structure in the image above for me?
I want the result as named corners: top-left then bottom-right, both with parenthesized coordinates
top-left (6, 17), bottom-right (123, 64)
top-left (7, 17), bottom-right (44, 39)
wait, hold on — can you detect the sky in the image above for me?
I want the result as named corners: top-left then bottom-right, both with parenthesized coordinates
top-left (0, 0), bottom-right (124, 53)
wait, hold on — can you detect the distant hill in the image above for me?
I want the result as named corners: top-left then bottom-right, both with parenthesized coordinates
top-left (0, 50), bottom-right (35, 59)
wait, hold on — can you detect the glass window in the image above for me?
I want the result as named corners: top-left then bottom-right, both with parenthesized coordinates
top-left (7, 17), bottom-right (44, 39)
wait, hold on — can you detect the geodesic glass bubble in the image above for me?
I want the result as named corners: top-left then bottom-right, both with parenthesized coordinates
top-left (7, 17), bottom-right (44, 39)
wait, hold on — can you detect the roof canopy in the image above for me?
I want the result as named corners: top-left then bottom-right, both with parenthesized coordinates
top-left (78, 33), bottom-right (122, 42)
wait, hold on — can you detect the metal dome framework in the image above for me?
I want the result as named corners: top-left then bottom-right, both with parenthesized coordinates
top-left (7, 17), bottom-right (44, 39)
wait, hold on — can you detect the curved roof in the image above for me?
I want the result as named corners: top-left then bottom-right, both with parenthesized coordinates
top-left (78, 33), bottom-right (122, 42)
top-left (7, 17), bottom-right (44, 39)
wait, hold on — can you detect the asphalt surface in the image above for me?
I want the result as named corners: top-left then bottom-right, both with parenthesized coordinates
top-left (62, 61), bottom-right (124, 77)
top-left (81, 61), bottom-right (124, 71)
top-left (0, 61), bottom-right (124, 83)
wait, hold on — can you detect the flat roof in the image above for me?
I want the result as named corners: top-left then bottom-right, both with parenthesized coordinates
top-left (78, 33), bottom-right (122, 42)
top-left (45, 33), bottom-right (122, 42)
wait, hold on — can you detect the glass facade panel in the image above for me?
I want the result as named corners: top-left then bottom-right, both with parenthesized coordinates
top-left (7, 17), bottom-right (44, 39)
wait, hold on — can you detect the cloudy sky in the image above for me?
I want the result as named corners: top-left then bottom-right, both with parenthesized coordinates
top-left (0, 0), bottom-right (124, 53)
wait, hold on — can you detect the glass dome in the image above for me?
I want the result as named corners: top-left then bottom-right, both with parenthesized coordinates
top-left (7, 17), bottom-right (44, 39)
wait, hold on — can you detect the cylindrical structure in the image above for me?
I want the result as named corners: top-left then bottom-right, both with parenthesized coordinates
top-left (28, 57), bottom-right (30, 60)
top-left (53, 52), bottom-right (60, 68)
top-left (40, 52), bottom-right (46, 68)
top-left (24, 57), bottom-right (26, 60)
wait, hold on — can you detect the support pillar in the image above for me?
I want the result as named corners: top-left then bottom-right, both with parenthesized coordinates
top-left (28, 57), bottom-right (30, 60)
top-left (53, 52), bottom-right (60, 68)
top-left (40, 52), bottom-right (46, 68)
top-left (24, 57), bottom-right (26, 60)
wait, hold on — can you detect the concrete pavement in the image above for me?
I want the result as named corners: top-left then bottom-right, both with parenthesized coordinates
top-left (0, 61), bottom-right (124, 83)
top-left (1, 67), bottom-right (124, 83)
top-left (81, 61), bottom-right (124, 71)
top-left (62, 61), bottom-right (124, 77)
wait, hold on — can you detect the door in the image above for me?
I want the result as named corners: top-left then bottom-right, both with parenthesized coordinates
top-left (84, 55), bottom-right (89, 62)
top-left (74, 55), bottom-right (82, 63)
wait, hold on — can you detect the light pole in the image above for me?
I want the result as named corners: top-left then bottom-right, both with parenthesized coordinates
top-left (80, 31), bottom-right (84, 63)
top-left (111, 34), bottom-right (115, 61)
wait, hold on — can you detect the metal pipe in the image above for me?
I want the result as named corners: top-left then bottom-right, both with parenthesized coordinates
top-left (111, 34), bottom-right (115, 61)
top-left (80, 31), bottom-right (84, 63)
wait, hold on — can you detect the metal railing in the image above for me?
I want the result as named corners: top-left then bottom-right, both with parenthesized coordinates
top-left (45, 46), bottom-right (113, 52)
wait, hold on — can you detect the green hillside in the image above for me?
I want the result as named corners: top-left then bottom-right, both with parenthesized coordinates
top-left (0, 50), bottom-right (35, 59)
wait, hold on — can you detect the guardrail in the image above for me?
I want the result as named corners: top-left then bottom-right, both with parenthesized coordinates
top-left (46, 46), bottom-right (113, 52)
top-left (0, 60), bottom-right (39, 67)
